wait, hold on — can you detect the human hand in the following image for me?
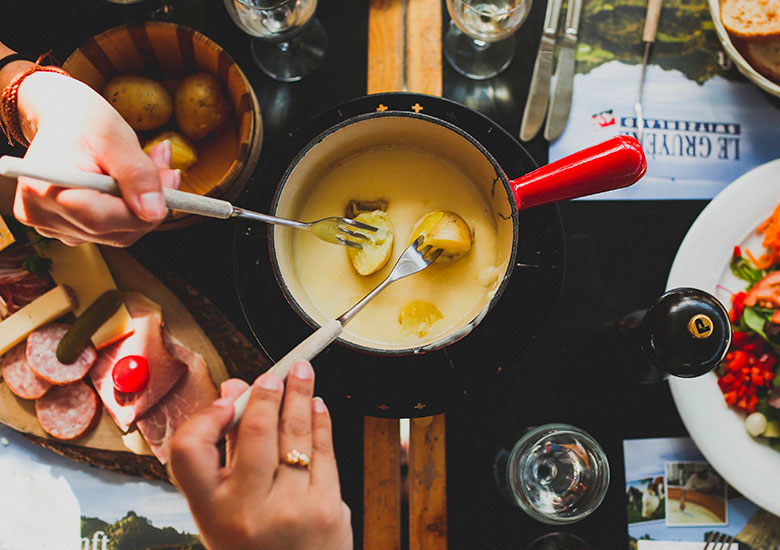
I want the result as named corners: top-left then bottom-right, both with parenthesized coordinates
top-left (168, 362), bottom-right (353, 550)
top-left (12, 71), bottom-right (179, 246)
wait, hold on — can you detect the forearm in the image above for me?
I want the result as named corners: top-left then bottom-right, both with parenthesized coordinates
top-left (0, 42), bottom-right (34, 92)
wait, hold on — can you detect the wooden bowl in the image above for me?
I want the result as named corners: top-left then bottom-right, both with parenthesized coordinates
top-left (63, 21), bottom-right (263, 228)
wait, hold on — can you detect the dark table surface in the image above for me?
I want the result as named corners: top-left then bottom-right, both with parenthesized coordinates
top-left (1, 1), bottom-right (713, 548)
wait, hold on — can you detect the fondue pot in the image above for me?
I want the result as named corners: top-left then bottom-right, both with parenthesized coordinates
top-left (234, 92), bottom-right (638, 416)
top-left (265, 103), bottom-right (645, 356)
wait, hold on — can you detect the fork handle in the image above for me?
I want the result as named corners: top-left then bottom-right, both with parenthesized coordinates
top-left (226, 320), bottom-right (343, 434)
top-left (0, 155), bottom-right (235, 219)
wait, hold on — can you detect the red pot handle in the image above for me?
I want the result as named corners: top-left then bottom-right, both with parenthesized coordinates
top-left (510, 135), bottom-right (647, 210)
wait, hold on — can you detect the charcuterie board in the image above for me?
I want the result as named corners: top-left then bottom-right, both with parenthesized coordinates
top-left (0, 246), bottom-right (230, 466)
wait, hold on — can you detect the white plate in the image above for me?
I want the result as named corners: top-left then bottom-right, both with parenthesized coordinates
top-left (667, 158), bottom-right (780, 515)
top-left (708, 0), bottom-right (780, 98)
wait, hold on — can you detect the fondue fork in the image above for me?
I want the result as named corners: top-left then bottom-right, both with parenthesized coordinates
top-left (0, 156), bottom-right (377, 249)
top-left (226, 237), bottom-right (443, 433)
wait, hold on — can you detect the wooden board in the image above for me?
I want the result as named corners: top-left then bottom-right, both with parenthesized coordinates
top-left (0, 247), bottom-right (228, 455)
top-left (409, 415), bottom-right (447, 550)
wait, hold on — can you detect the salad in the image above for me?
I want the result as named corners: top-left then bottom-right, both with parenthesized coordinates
top-left (719, 235), bottom-right (780, 450)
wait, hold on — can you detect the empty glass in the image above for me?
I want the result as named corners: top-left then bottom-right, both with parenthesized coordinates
top-left (445, 0), bottom-right (532, 80)
top-left (224, 0), bottom-right (327, 82)
top-left (494, 423), bottom-right (610, 524)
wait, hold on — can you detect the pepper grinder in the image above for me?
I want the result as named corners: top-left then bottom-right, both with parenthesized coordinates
top-left (601, 287), bottom-right (732, 383)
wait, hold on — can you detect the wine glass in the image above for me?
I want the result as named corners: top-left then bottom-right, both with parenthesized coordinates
top-left (494, 423), bottom-right (610, 524)
top-left (444, 0), bottom-right (532, 80)
top-left (224, 0), bottom-right (327, 82)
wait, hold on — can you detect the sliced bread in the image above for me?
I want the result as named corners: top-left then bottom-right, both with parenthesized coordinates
top-left (743, 37), bottom-right (780, 82)
top-left (722, 0), bottom-right (780, 38)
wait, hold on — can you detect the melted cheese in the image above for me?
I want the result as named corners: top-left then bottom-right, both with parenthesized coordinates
top-left (291, 146), bottom-right (500, 349)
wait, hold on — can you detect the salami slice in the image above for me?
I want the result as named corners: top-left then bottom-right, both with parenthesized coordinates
top-left (35, 380), bottom-right (99, 440)
top-left (27, 323), bottom-right (96, 385)
top-left (2, 341), bottom-right (51, 399)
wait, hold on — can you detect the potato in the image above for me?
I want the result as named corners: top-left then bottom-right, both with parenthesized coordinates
top-left (408, 210), bottom-right (472, 262)
top-left (174, 73), bottom-right (230, 141)
top-left (143, 131), bottom-right (198, 170)
top-left (103, 75), bottom-right (172, 131)
top-left (398, 300), bottom-right (443, 338)
top-left (346, 210), bottom-right (394, 276)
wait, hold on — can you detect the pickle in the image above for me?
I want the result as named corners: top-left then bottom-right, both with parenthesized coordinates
top-left (56, 289), bottom-right (123, 364)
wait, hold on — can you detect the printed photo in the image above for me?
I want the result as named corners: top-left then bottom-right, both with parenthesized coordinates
top-left (665, 462), bottom-right (728, 526)
top-left (626, 476), bottom-right (666, 524)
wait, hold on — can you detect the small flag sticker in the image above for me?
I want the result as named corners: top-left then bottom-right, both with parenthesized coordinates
top-left (592, 109), bottom-right (616, 128)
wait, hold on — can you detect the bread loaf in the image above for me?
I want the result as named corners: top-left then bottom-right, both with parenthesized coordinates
top-left (744, 38), bottom-right (780, 82)
top-left (722, 0), bottom-right (780, 38)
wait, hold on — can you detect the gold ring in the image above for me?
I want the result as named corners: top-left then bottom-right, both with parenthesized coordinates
top-left (281, 449), bottom-right (311, 470)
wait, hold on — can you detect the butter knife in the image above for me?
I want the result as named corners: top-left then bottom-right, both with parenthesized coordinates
top-left (519, 0), bottom-right (564, 142)
top-left (543, 0), bottom-right (583, 141)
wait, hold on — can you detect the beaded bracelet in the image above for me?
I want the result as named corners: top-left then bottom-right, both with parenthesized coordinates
top-left (1, 63), bottom-right (71, 147)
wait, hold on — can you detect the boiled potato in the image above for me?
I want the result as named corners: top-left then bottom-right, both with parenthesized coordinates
top-left (399, 300), bottom-right (443, 338)
top-left (103, 75), bottom-right (172, 131)
top-left (347, 210), bottom-right (394, 276)
top-left (174, 73), bottom-right (230, 141)
top-left (408, 210), bottom-right (472, 262)
top-left (143, 131), bottom-right (198, 170)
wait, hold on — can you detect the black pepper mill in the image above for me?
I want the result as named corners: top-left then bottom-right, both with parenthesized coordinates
top-left (600, 287), bottom-right (732, 383)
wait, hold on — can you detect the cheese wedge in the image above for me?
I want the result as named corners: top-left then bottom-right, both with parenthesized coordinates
top-left (0, 215), bottom-right (15, 253)
top-left (40, 242), bottom-right (134, 348)
top-left (0, 285), bottom-right (75, 356)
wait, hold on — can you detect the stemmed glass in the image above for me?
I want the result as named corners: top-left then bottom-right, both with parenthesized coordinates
top-left (494, 423), bottom-right (610, 524)
top-left (445, 0), bottom-right (532, 80)
top-left (224, 0), bottom-right (327, 82)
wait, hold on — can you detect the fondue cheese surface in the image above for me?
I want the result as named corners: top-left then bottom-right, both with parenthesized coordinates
top-left (292, 146), bottom-right (501, 349)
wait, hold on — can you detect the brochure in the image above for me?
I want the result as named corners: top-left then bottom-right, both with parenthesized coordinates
top-left (0, 424), bottom-right (201, 550)
top-left (549, 0), bottom-right (780, 200)
top-left (624, 436), bottom-right (780, 550)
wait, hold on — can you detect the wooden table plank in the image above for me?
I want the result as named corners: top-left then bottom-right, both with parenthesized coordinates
top-left (405, 0), bottom-right (443, 96)
top-left (365, 2), bottom-right (406, 549)
top-left (364, 417), bottom-right (403, 550)
top-left (409, 415), bottom-right (447, 550)
top-left (365, 2), bottom-right (447, 548)
top-left (368, 0), bottom-right (406, 94)
top-left (405, 2), bottom-right (447, 549)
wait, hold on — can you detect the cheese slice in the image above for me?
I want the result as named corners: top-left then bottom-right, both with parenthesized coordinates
top-left (41, 242), bottom-right (134, 348)
top-left (0, 215), bottom-right (15, 253)
top-left (0, 285), bottom-right (75, 356)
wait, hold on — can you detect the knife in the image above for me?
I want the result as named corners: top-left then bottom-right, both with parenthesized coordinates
top-left (519, 0), bottom-right (564, 142)
top-left (635, 0), bottom-right (663, 145)
top-left (543, 0), bottom-right (583, 141)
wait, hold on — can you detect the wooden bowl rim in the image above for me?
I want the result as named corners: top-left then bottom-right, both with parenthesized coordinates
top-left (64, 21), bottom-right (259, 196)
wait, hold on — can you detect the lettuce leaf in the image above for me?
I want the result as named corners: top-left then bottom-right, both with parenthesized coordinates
top-left (731, 254), bottom-right (765, 287)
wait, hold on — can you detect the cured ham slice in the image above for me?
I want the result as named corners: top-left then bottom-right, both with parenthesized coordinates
top-left (27, 324), bottom-right (96, 385)
top-left (136, 332), bottom-right (218, 464)
top-left (90, 293), bottom-right (186, 432)
top-left (2, 341), bottom-right (50, 399)
top-left (36, 380), bottom-right (99, 440)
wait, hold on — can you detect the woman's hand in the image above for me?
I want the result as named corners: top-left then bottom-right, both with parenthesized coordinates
top-left (12, 71), bottom-right (179, 246)
top-left (168, 362), bottom-right (353, 550)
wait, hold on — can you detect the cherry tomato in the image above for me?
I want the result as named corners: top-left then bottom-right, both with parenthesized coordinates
top-left (112, 355), bottom-right (149, 393)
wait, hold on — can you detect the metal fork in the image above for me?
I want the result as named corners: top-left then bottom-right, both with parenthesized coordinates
top-left (703, 532), bottom-right (735, 549)
top-left (226, 237), bottom-right (442, 432)
top-left (0, 155), bottom-right (377, 249)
